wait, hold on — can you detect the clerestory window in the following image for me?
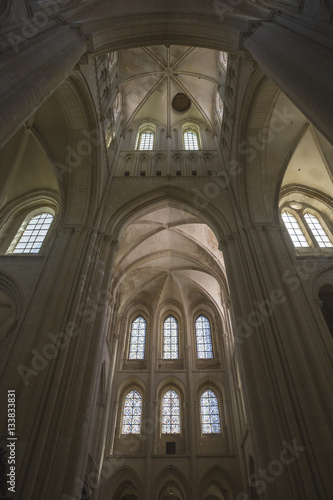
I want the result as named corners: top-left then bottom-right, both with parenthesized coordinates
top-left (162, 316), bottom-right (179, 359)
top-left (200, 389), bottom-right (221, 434)
top-left (281, 212), bottom-right (309, 247)
top-left (137, 129), bottom-right (154, 150)
top-left (183, 130), bottom-right (199, 150)
top-left (8, 212), bottom-right (54, 254)
top-left (161, 389), bottom-right (181, 434)
top-left (281, 209), bottom-right (333, 249)
top-left (121, 390), bottom-right (142, 434)
top-left (128, 316), bottom-right (146, 359)
top-left (304, 213), bottom-right (333, 247)
top-left (195, 315), bottom-right (213, 359)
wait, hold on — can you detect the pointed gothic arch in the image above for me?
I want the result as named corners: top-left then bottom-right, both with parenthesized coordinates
top-left (153, 465), bottom-right (191, 500)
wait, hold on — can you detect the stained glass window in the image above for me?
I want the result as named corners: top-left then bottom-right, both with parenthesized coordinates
top-left (129, 316), bottom-right (146, 359)
top-left (200, 390), bottom-right (221, 434)
top-left (163, 316), bottom-right (179, 359)
top-left (121, 390), bottom-right (142, 434)
top-left (304, 213), bottom-right (333, 248)
top-left (195, 315), bottom-right (213, 359)
top-left (11, 213), bottom-right (54, 253)
top-left (184, 130), bottom-right (199, 150)
top-left (281, 212), bottom-right (309, 247)
top-left (162, 390), bottom-right (181, 434)
top-left (138, 131), bottom-right (154, 150)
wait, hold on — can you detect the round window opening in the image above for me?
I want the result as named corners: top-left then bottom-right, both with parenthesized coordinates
top-left (172, 93), bottom-right (191, 112)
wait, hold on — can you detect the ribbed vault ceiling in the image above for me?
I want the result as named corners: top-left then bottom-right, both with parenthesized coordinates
top-left (119, 45), bottom-right (223, 136)
top-left (112, 206), bottom-right (227, 313)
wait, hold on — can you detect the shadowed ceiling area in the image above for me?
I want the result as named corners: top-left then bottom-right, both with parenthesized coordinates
top-left (111, 205), bottom-right (227, 314)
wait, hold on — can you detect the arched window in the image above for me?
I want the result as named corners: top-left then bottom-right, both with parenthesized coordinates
top-left (304, 213), bottom-right (333, 247)
top-left (128, 316), bottom-right (146, 359)
top-left (137, 128), bottom-right (155, 150)
top-left (218, 51), bottom-right (228, 69)
top-left (215, 91), bottom-right (223, 121)
top-left (113, 92), bottom-right (122, 121)
top-left (162, 316), bottom-right (179, 359)
top-left (121, 390), bottom-right (142, 434)
top-left (161, 389), bottom-right (181, 434)
top-left (8, 212), bottom-right (54, 254)
top-left (200, 390), bottom-right (221, 434)
top-left (183, 130), bottom-right (199, 150)
top-left (281, 212), bottom-right (309, 247)
top-left (195, 315), bottom-right (213, 359)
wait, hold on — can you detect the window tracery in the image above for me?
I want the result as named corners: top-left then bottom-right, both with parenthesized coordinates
top-left (195, 315), bottom-right (213, 359)
top-left (183, 130), bottom-right (199, 150)
top-left (121, 390), bottom-right (142, 434)
top-left (162, 316), bottom-right (179, 359)
top-left (161, 389), bottom-right (181, 434)
top-left (7, 212), bottom-right (54, 254)
top-left (137, 126), bottom-right (155, 150)
top-left (281, 207), bottom-right (333, 249)
top-left (200, 389), bottom-right (221, 434)
top-left (281, 211), bottom-right (309, 247)
top-left (128, 316), bottom-right (146, 359)
top-left (304, 213), bottom-right (333, 247)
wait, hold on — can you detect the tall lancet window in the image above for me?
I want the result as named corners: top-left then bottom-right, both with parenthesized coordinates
top-left (128, 316), bottom-right (146, 359)
top-left (162, 316), bottom-right (179, 359)
top-left (281, 212), bottom-right (309, 247)
top-left (304, 213), bottom-right (333, 247)
top-left (200, 390), bottom-right (221, 434)
top-left (121, 390), bottom-right (142, 434)
top-left (162, 390), bottom-right (181, 434)
top-left (195, 315), bottom-right (213, 359)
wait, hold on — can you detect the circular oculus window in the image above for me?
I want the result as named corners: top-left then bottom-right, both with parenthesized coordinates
top-left (290, 202), bottom-right (302, 210)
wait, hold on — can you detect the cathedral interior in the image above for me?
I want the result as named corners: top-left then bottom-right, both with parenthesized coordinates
top-left (0, 1), bottom-right (333, 499)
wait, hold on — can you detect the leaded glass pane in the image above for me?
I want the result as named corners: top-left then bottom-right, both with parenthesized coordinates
top-left (129, 316), bottom-right (146, 359)
top-left (138, 132), bottom-right (154, 150)
top-left (195, 315), bottom-right (213, 359)
top-left (163, 316), bottom-right (179, 359)
top-left (184, 131), bottom-right (199, 150)
top-left (13, 213), bottom-right (54, 253)
top-left (200, 390), bottom-right (221, 434)
top-left (122, 390), bottom-right (142, 434)
top-left (281, 212), bottom-right (309, 247)
top-left (162, 390), bottom-right (181, 434)
top-left (304, 213), bottom-right (333, 248)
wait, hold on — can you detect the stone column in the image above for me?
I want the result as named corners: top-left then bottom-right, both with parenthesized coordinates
top-left (221, 223), bottom-right (333, 499)
top-left (0, 24), bottom-right (88, 148)
top-left (0, 226), bottom-right (119, 500)
top-left (242, 18), bottom-right (333, 144)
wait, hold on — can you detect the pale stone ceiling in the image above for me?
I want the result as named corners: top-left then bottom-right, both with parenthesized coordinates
top-left (118, 45), bottom-right (223, 135)
top-left (112, 206), bottom-right (227, 314)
